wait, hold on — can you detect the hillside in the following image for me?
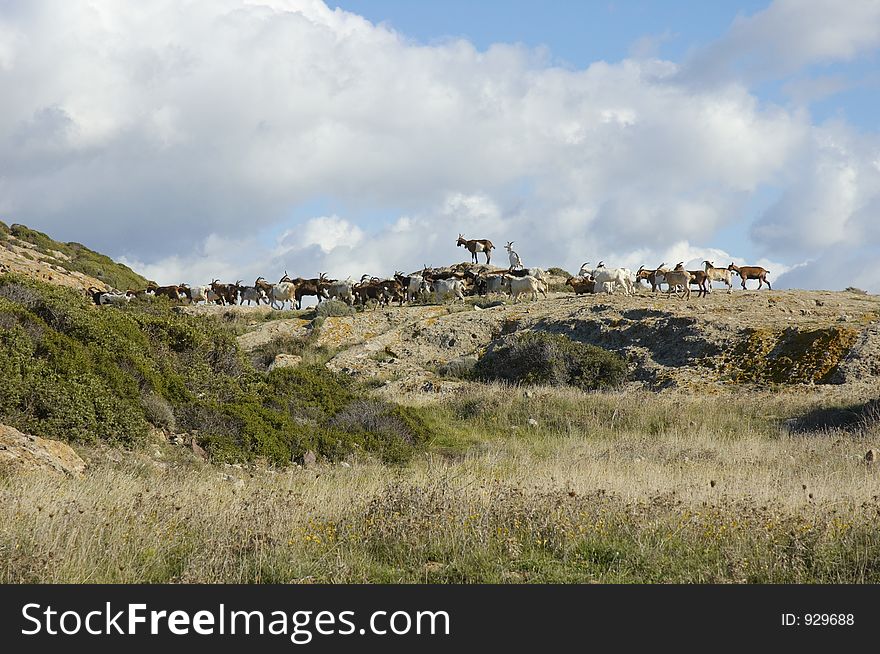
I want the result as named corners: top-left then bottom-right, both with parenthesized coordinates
top-left (0, 221), bottom-right (149, 292)
top-left (204, 287), bottom-right (880, 397)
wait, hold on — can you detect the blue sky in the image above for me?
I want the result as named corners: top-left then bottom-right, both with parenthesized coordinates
top-left (335, 1), bottom-right (769, 66)
top-left (1, 0), bottom-right (879, 290)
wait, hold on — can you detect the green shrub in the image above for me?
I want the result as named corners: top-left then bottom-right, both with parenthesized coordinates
top-left (547, 267), bottom-right (573, 278)
top-left (474, 331), bottom-right (628, 391)
top-left (315, 299), bottom-right (355, 317)
top-left (141, 391), bottom-right (176, 431)
top-left (0, 274), bottom-right (433, 465)
top-left (330, 399), bottom-right (433, 463)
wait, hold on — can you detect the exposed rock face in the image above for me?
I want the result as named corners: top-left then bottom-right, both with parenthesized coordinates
top-left (268, 354), bottom-right (303, 371)
top-left (0, 424), bottom-right (86, 476)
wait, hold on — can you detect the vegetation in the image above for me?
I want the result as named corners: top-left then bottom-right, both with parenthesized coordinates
top-left (315, 299), bottom-right (356, 317)
top-left (3, 386), bottom-right (879, 583)
top-left (474, 331), bottom-right (628, 390)
top-left (4, 222), bottom-right (149, 291)
top-left (0, 274), bottom-right (432, 465)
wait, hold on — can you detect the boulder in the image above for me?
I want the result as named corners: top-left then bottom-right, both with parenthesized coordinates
top-left (0, 424), bottom-right (86, 476)
top-left (268, 354), bottom-right (303, 371)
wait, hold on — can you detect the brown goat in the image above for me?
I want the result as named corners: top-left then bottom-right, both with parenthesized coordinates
top-left (456, 234), bottom-right (495, 264)
top-left (728, 263), bottom-right (771, 290)
top-left (565, 277), bottom-right (596, 294)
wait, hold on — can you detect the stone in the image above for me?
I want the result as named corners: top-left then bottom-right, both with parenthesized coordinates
top-left (303, 450), bottom-right (317, 467)
top-left (0, 424), bottom-right (86, 477)
top-left (191, 439), bottom-right (208, 460)
top-left (268, 354), bottom-right (303, 371)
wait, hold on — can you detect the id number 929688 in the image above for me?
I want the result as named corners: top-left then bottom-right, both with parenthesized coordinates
top-left (781, 613), bottom-right (854, 626)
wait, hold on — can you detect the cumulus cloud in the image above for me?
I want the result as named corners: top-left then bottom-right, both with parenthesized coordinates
top-left (750, 120), bottom-right (880, 288)
top-left (0, 0), bottom-right (878, 291)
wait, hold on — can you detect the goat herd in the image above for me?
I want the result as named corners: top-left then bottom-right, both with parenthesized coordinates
top-left (87, 234), bottom-right (772, 308)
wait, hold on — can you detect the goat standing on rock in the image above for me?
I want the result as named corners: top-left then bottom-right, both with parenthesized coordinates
top-left (457, 234), bottom-right (495, 265)
top-left (505, 241), bottom-right (523, 270)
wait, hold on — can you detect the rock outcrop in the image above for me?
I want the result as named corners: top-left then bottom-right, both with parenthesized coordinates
top-left (0, 424), bottom-right (86, 476)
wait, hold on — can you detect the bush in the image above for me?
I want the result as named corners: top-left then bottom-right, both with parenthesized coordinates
top-left (474, 331), bottom-right (628, 391)
top-left (141, 391), bottom-right (176, 431)
top-left (547, 267), bottom-right (573, 278)
top-left (315, 299), bottom-right (355, 317)
top-left (0, 274), bottom-right (435, 465)
top-left (330, 399), bottom-right (433, 463)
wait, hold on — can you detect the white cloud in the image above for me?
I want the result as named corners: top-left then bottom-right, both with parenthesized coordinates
top-left (277, 215), bottom-right (364, 254)
top-left (680, 0), bottom-right (880, 84)
top-left (0, 1), bottom-right (878, 292)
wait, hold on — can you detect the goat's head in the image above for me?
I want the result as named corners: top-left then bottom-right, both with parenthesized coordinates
top-left (456, 234), bottom-right (467, 247)
top-left (505, 241), bottom-right (514, 251)
top-left (674, 262), bottom-right (685, 271)
top-left (727, 262), bottom-right (738, 271)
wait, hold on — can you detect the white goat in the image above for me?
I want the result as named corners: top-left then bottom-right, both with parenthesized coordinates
top-left (505, 241), bottom-right (523, 270)
top-left (325, 278), bottom-right (356, 305)
top-left (507, 275), bottom-right (547, 303)
top-left (432, 278), bottom-right (466, 304)
top-left (187, 285), bottom-right (213, 304)
top-left (582, 262), bottom-right (634, 296)
top-left (94, 290), bottom-right (134, 306)
top-left (269, 281), bottom-right (297, 310)
top-left (703, 260), bottom-right (733, 294)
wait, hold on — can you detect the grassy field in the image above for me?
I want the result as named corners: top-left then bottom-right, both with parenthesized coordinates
top-left (3, 385), bottom-right (879, 583)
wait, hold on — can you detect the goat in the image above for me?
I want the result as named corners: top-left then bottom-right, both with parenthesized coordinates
top-left (702, 261), bottom-right (733, 294)
top-left (89, 287), bottom-right (135, 306)
top-left (209, 279), bottom-right (238, 306)
top-left (269, 281), bottom-right (297, 310)
top-left (475, 273), bottom-right (510, 296)
top-left (353, 277), bottom-right (385, 308)
top-left (672, 263), bottom-right (710, 298)
top-left (565, 276), bottom-right (596, 294)
top-left (238, 281), bottom-right (268, 306)
top-left (456, 234), bottom-right (495, 265)
top-left (505, 241), bottom-right (523, 270)
top-left (507, 267), bottom-right (548, 282)
top-left (280, 272), bottom-right (330, 309)
top-left (635, 264), bottom-right (666, 292)
top-left (655, 266), bottom-right (693, 300)
top-left (432, 278), bottom-right (466, 304)
top-left (728, 263), bottom-right (771, 290)
top-left (507, 274), bottom-right (546, 303)
top-left (146, 283), bottom-right (187, 302)
top-left (324, 278), bottom-right (356, 305)
top-left (254, 277), bottom-right (274, 303)
top-left (582, 262), bottom-right (634, 296)
top-left (393, 272), bottom-right (424, 304)
top-left (179, 284), bottom-right (213, 304)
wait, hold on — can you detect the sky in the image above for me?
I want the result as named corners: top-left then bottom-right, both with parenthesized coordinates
top-left (0, 0), bottom-right (879, 291)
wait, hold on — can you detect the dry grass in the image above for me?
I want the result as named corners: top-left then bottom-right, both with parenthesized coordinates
top-left (2, 385), bottom-right (880, 583)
